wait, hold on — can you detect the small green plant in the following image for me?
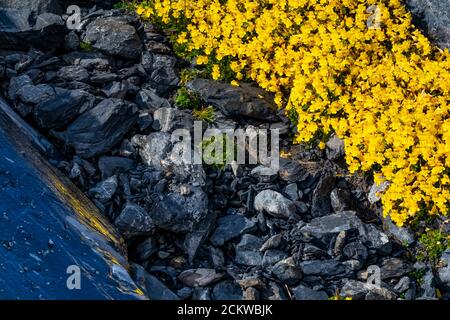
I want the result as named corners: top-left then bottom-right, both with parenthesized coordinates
top-left (175, 87), bottom-right (200, 109)
top-left (180, 68), bottom-right (208, 85)
top-left (113, 0), bottom-right (137, 11)
top-left (200, 134), bottom-right (235, 170)
top-left (193, 106), bottom-right (215, 124)
top-left (417, 229), bottom-right (449, 263)
top-left (409, 268), bottom-right (426, 285)
top-left (80, 41), bottom-right (93, 52)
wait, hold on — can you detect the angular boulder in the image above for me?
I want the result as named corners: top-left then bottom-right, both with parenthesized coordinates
top-left (0, 9), bottom-right (67, 50)
top-left (187, 78), bottom-right (279, 121)
top-left (56, 98), bottom-right (138, 158)
top-left (84, 17), bottom-right (142, 60)
top-left (150, 186), bottom-right (209, 233)
top-left (34, 89), bottom-right (94, 129)
top-left (407, 0), bottom-right (450, 49)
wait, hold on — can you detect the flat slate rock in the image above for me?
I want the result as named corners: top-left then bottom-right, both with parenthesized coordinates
top-left (56, 98), bottom-right (138, 158)
top-left (187, 78), bottom-right (279, 121)
top-left (407, 0), bottom-right (450, 50)
top-left (0, 9), bottom-right (67, 50)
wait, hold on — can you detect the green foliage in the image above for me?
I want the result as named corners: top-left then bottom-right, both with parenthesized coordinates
top-left (179, 68), bottom-right (208, 85)
top-left (417, 229), bottom-right (449, 263)
top-left (193, 106), bottom-right (216, 124)
top-left (113, 0), bottom-right (137, 10)
top-left (175, 87), bottom-right (200, 109)
top-left (200, 134), bottom-right (235, 170)
top-left (80, 41), bottom-right (93, 52)
top-left (409, 268), bottom-right (426, 285)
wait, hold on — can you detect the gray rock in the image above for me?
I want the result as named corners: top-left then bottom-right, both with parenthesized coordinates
top-left (102, 81), bottom-right (129, 99)
top-left (34, 89), bottom-right (94, 129)
top-left (235, 234), bottom-right (263, 266)
top-left (98, 156), bottom-right (135, 179)
top-left (299, 211), bottom-right (362, 244)
top-left (153, 107), bottom-right (194, 133)
top-left (264, 282), bottom-right (287, 300)
top-left (311, 171), bottom-right (334, 217)
top-left (243, 287), bottom-right (260, 300)
top-left (343, 241), bottom-right (368, 264)
top-left (84, 17), bottom-right (142, 59)
top-left (284, 183), bottom-right (299, 201)
top-left (380, 258), bottom-right (413, 280)
top-left (368, 181), bottom-right (390, 204)
top-left (63, 51), bottom-right (111, 70)
top-left (161, 141), bottom-right (206, 186)
top-left (326, 135), bottom-right (345, 160)
top-left (0, 0), bottom-right (63, 13)
top-left (133, 132), bottom-right (172, 170)
top-left (299, 260), bottom-right (352, 279)
top-left (8, 74), bottom-right (32, 100)
top-left (340, 280), bottom-right (397, 300)
top-left (382, 215), bottom-right (415, 246)
top-left (210, 246), bottom-right (225, 269)
top-left (210, 214), bottom-right (256, 246)
top-left (57, 99), bottom-right (138, 158)
top-left (291, 284), bottom-right (328, 300)
top-left (277, 159), bottom-right (309, 183)
top-left (179, 269), bottom-right (224, 287)
top-left (192, 287), bottom-right (212, 300)
top-left (302, 243), bottom-right (327, 260)
top-left (130, 263), bottom-right (179, 300)
top-left (294, 201), bottom-right (308, 214)
top-left (114, 203), bottom-right (154, 239)
top-left (330, 188), bottom-right (353, 213)
top-left (419, 268), bottom-right (436, 298)
top-left (437, 249), bottom-right (450, 289)
top-left (272, 257), bottom-right (303, 285)
top-left (89, 175), bottom-right (118, 203)
top-left (17, 84), bottom-right (55, 104)
top-left (141, 52), bottom-right (179, 95)
top-left (358, 223), bottom-right (392, 254)
top-left (90, 73), bottom-right (118, 84)
top-left (407, 0), bottom-right (450, 49)
top-left (136, 88), bottom-right (171, 112)
top-left (57, 65), bottom-right (89, 82)
top-left (177, 287), bottom-right (193, 300)
top-left (260, 234), bottom-right (284, 252)
top-left (135, 237), bottom-right (157, 261)
top-left (343, 259), bottom-right (363, 271)
top-left (150, 186), bottom-right (209, 233)
top-left (262, 250), bottom-right (289, 269)
top-left (236, 277), bottom-right (266, 290)
top-left (250, 165), bottom-right (278, 182)
top-left (270, 122), bottom-right (289, 135)
top-left (64, 31), bottom-right (80, 51)
top-left (254, 190), bottom-right (297, 219)
top-left (394, 276), bottom-right (412, 293)
top-left (184, 210), bottom-right (217, 262)
top-left (0, 9), bottom-right (66, 51)
top-left (213, 281), bottom-right (243, 300)
top-left (186, 78), bottom-right (278, 121)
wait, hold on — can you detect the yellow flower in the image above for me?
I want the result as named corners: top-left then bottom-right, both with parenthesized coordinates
top-left (196, 55), bottom-right (209, 65)
top-left (211, 64), bottom-right (221, 80)
top-left (135, 0), bottom-right (450, 226)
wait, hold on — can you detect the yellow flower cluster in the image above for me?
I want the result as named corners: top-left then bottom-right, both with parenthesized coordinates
top-left (135, 0), bottom-right (450, 226)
